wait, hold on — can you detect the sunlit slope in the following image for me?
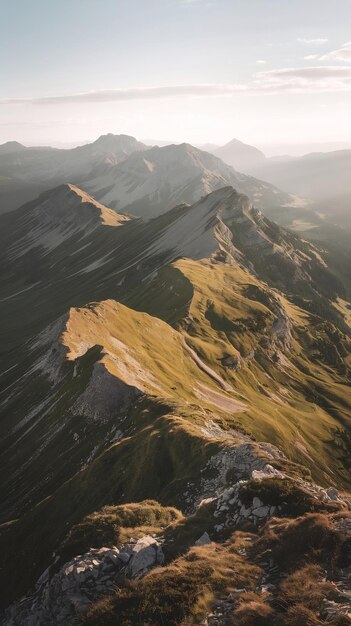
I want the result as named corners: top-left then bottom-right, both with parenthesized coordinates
top-left (0, 183), bottom-right (351, 611)
top-left (1, 253), bottom-right (350, 606)
top-left (1, 184), bottom-right (350, 523)
top-left (129, 257), bottom-right (351, 488)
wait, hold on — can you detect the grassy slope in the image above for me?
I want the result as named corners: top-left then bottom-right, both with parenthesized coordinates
top-left (0, 187), bottom-right (350, 611)
top-left (128, 257), bottom-right (351, 488)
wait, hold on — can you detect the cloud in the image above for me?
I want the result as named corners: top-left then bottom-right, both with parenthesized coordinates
top-left (254, 66), bottom-right (351, 92)
top-left (320, 41), bottom-right (351, 62)
top-left (304, 55), bottom-right (319, 60)
top-left (3, 65), bottom-right (351, 108)
top-left (297, 38), bottom-right (329, 45)
top-left (256, 60), bottom-right (267, 65)
top-left (1, 84), bottom-right (248, 106)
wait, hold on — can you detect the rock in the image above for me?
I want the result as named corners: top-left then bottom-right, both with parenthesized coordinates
top-left (199, 497), bottom-right (216, 507)
top-left (195, 532), bottom-right (211, 546)
top-left (118, 552), bottom-right (131, 564)
top-left (252, 497), bottom-right (264, 509)
top-left (104, 551), bottom-right (120, 565)
top-left (239, 505), bottom-right (252, 518)
top-left (214, 524), bottom-right (224, 532)
top-left (219, 504), bottom-right (229, 512)
top-left (252, 505), bottom-right (270, 518)
top-left (252, 465), bottom-right (285, 481)
top-left (326, 487), bottom-right (340, 502)
top-left (127, 536), bottom-right (163, 578)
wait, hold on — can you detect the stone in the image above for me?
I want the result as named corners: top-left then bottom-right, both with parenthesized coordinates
top-left (326, 487), bottom-right (340, 502)
top-left (96, 547), bottom-right (110, 555)
top-left (240, 505), bottom-right (251, 518)
top-left (195, 532), bottom-right (211, 546)
top-left (219, 504), bottom-right (229, 512)
top-left (102, 563), bottom-right (115, 573)
top-left (104, 551), bottom-right (120, 566)
top-left (127, 536), bottom-right (162, 578)
top-left (252, 497), bottom-right (264, 509)
top-left (214, 524), bottom-right (224, 532)
top-left (118, 552), bottom-right (131, 564)
top-left (252, 506), bottom-right (270, 518)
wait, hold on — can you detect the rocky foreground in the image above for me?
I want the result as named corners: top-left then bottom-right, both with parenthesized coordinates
top-left (4, 454), bottom-right (351, 625)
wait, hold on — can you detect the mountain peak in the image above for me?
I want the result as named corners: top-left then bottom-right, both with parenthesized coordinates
top-left (214, 138), bottom-right (266, 172)
top-left (0, 140), bottom-right (26, 154)
top-left (31, 184), bottom-right (130, 231)
top-left (91, 133), bottom-right (147, 151)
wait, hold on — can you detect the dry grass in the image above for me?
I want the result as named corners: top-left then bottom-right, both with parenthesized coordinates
top-left (60, 500), bottom-right (182, 563)
top-left (279, 605), bottom-right (323, 626)
top-left (231, 593), bottom-right (274, 626)
top-left (254, 513), bottom-right (341, 570)
top-left (80, 542), bottom-right (263, 626)
top-left (277, 564), bottom-right (333, 611)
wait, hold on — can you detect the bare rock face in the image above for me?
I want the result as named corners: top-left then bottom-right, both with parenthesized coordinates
top-left (71, 362), bottom-right (141, 423)
top-left (127, 536), bottom-right (165, 578)
top-left (211, 464), bottom-right (350, 536)
top-left (184, 440), bottom-right (286, 512)
top-left (4, 536), bottom-right (164, 625)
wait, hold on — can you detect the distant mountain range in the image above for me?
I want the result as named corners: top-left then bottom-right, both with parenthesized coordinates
top-left (0, 134), bottom-right (148, 213)
top-left (0, 134), bottom-right (305, 219)
top-left (3, 133), bottom-right (349, 239)
top-left (202, 138), bottom-right (351, 232)
top-left (248, 149), bottom-right (351, 231)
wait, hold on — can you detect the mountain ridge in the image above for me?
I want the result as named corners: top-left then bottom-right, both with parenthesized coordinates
top-left (0, 180), bottom-right (350, 625)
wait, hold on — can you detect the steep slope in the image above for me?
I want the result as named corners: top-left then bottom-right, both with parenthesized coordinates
top-left (0, 184), bottom-right (350, 621)
top-left (0, 134), bottom-right (147, 214)
top-left (82, 143), bottom-right (307, 219)
top-left (214, 137), bottom-right (267, 171)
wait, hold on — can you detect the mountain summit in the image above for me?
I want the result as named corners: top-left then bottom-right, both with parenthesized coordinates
top-left (214, 138), bottom-right (267, 171)
top-left (83, 142), bottom-right (303, 219)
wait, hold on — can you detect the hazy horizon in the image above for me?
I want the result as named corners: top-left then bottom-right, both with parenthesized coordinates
top-left (2, 0), bottom-right (351, 150)
top-left (6, 135), bottom-right (351, 158)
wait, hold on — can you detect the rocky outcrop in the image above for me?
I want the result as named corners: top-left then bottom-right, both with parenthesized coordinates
top-left (185, 441), bottom-right (286, 512)
top-left (4, 535), bottom-right (164, 626)
top-left (71, 362), bottom-right (141, 423)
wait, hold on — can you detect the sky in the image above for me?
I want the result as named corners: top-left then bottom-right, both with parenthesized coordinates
top-left (1, 0), bottom-right (351, 154)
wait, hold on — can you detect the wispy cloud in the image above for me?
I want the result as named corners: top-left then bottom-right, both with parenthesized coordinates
top-left (320, 41), bottom-right (351, 62)
top-left (1, 84), bottom-right (248, 106)
top-left (3, 65), bottom-right (351, 108)
top-left (297, 37), bottom-right (329, 45)
top-left (256, 60), bottom-right (267, 65)
top-left (254, 66), bottom-right (351, 92)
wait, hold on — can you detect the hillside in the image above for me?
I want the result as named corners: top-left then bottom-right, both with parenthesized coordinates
top-left (82, 142), bottom-right (307, 220)
top-left (0, 184), bottom-right (350, 624)
top-left (0, 134), bottom-right (148, 214)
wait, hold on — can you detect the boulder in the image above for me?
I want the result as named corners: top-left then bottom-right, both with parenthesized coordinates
top-left (127, 536), bottom-right (164, 578)
top-left (195, 532), bottom-right (211, 547)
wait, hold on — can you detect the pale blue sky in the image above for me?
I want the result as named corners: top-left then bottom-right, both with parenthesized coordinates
top-left (1, 0), bottom-right (351, 151)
